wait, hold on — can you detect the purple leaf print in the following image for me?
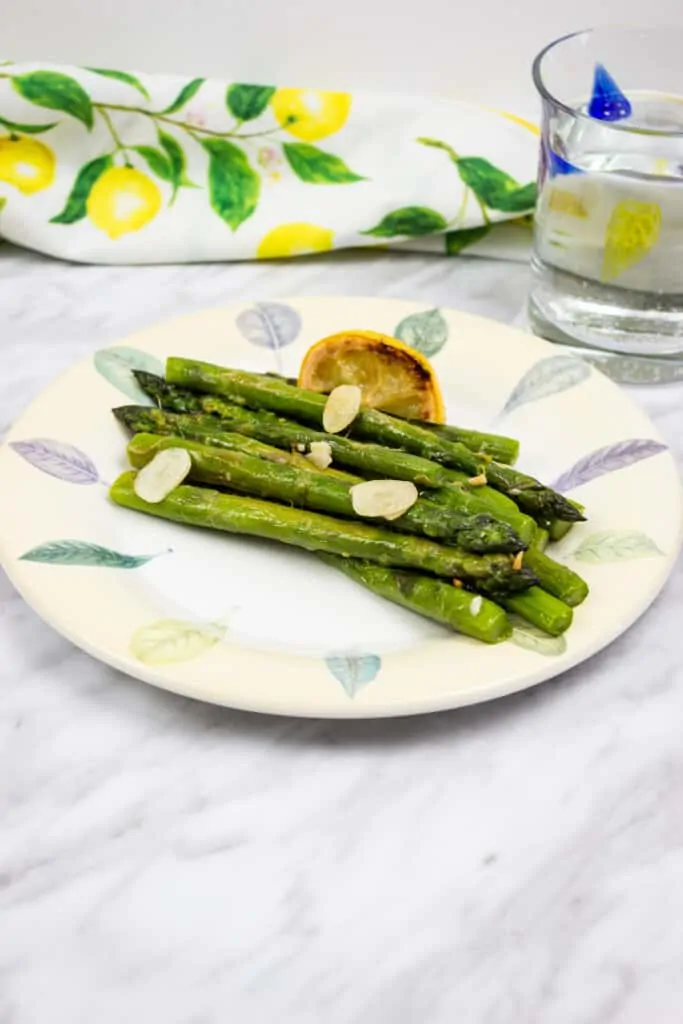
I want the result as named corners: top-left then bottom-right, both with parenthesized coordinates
top-left (552, 439), bottom-right (667, 493)
top-left (10, 438), bottom-right (99, 484)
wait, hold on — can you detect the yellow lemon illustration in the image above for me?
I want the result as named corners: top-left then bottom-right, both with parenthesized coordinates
top-left (0, 136), bottom-right (55, 194)
top-left (271, 89), bottom-right (351, 141)
top-left (602, 200), bottom-right (661, 282)
top-left (257, 223), bottom-right (334, 259)
top-left (86, 166), bottom-right (162, 240)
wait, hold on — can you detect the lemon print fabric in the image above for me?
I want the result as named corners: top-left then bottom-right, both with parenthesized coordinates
top-left (271, 89), bottom-right (351, 141)
top-left (86, 167), bottom-right (161, 239)
top-left (257, 223), bottom-right (334, 259)
top-left (0, 60), bottom-right (539, 262)
top-left (602, 200), bottom-right (661, 282)
top-left (0, 136), bottom-right (55, 194)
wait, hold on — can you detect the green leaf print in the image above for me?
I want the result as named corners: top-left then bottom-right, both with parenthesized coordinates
top-left (93, 345), bottom-right (165, 403)
top-left (362, 206), bottom-right (447, 238)
top-left (19, 539), bottom-right (166, 568)
top-left (133, 145), bottom-right (173, 182)
top-left (325, 654), bottom-right (381, 697)
top-left (85, 68), bottom-right (150, 100)
top-left (282, 142), bottom-right (364, 184)
top-left (226, 83), bottom-right (275, 121)
top-left (13, 71), bottom-right (94, 129)
top-left (203, 139), bottom-right (260, 230)
top-left (130, 618), bottom-right (226, 665)
top-left (0, 115), bottom-right (57, 134)
top-left (571, 531), bottom-right (664, 564)
top-left (158, 130), bottom-right (196, 198)
top-left (160, 78), bottom-right (205, 115)
top-left (445, 224), bottom-right (491, 255)
top-left (510, 621), bottom-right (567, 656)
top-left (50, 155), bottom-right (113, 224)
top-left (456, 157), bottom-right (536, 213)
top-left (394, 308), bottom-right (448, 357)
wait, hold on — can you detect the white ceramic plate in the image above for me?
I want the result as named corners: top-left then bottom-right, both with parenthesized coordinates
top-left (1, 297), bottom-right (680, 718)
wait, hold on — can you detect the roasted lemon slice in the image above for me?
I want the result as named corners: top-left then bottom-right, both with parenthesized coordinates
top-left (298, 330), bottom-right (445, 422)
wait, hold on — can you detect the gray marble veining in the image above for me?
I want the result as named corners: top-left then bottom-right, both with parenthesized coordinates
top-left (1, 243), bottom-right (682, 1024)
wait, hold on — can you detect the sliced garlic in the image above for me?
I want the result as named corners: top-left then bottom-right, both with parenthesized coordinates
top-left (134, 448), bottom-right (192, 504)
top-left (350, 479), bottom-right (418, 520)
top-left (468, 473), bottom-right (487, 486)
top-left (322, 384), bottom-right (362, 434)
top-left (306, 440), bottom-right (333, 470)
top-left (469, 595), bottom-right (483, 616)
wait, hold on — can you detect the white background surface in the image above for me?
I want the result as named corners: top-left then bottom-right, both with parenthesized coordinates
top-left (3, 1), bottom-right (683, 115)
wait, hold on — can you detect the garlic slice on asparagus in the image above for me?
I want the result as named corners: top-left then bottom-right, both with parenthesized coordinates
top-left (350, 479), bottom-right (418, 520)
top-left (322, 384), bottom-right (361, 434)
top-left (133, 447), bottom-right (192, 503)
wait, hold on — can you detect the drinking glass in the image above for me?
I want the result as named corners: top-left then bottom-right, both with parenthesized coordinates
top-left (528, 26), bottom-right (683, 382)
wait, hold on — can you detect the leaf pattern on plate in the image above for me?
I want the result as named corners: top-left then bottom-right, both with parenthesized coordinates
top-left (130, 618), bottom-right (226, 666)
top-left (325, 653), bottom-right (381, 697)
top-left (93, 346), bottom-right (165, 404)
top-left (570, 530), bottom-right (664, 564)
top-left (501, 355), bottom-right (590, 416)
top-left (19, 539), bottom-right (168, 568)
top-left (10, 438), bottom-right (99, 484)
top-left (235, 301), bottom-right (302, 372)
top-left (552, 438), bottom-right (668, 493)
top-left (509, 619), bottom-right (567, 656)
top-left (394, 308), bottom-right (448, 358)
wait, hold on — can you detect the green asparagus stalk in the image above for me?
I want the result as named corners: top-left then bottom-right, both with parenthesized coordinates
top-left (110, 472), bottom-right (536, 596)
top-left (125, 377), bottom-right (539, 541)
top-left (503, 587), bottom-right (573, 637)
top-left (319, 555), bottom-right (512, 643)
top-left (523, 543), bottom-right (589, 607)
top-left (128, 433), bottom-right (526, 553)
top-left (164, 359), bottom-right (585, 523)
top-left (410, 421), bottom-right (520, 465)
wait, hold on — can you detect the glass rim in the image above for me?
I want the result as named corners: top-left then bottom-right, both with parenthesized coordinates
top-left (532, 26), bottom-right (683, 137)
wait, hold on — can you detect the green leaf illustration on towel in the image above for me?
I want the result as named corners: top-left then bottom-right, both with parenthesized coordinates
top-left (158, 130), bottom-right (196, 199)
top-left (131, 618), bottom-right (226, 666)
top-left (456, 157), bottom-right (536, 213)
top-left (394, 308), bottom-right (448, 357)
top-left (282, 143), bottom-right (364, 184)
top-left (203, 139), bottom-right (260, 230)
top-left (133, 145), bottom-right (173, 182)
top-left (13, 71), bottom-right (94, 129)
top-left (85, 68), bottom-right (150, 100)
top-left (159, 77), bottom-right (205, 115)
top-left (445, 224), bottom-right (491, 255)
top-left (362, 206), bottom-right (447, 238)
top-left (93, 345), bottom-right (165, 403)
top-left (0, 115), bottom-right (57, 134)
top-left (570, 531), bottom-right (664, 564)
top-left (50, 155), bottom-right (113, 224)
top-left (325, 653), bottom-right (381, 697)
top-left (19, 539), bottom-right (168, 568)
top-left (226, 83), bottom-right (275, 121)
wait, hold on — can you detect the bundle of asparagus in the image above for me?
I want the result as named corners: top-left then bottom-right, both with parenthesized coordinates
top-left (109, 358), bottom-right (589, 645)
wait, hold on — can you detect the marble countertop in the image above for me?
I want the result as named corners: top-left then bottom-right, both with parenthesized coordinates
top-left (1, 243), bottom-right (682, 1024)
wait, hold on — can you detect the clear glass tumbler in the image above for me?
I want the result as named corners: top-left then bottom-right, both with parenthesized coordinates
top-left (528, 26), bottom-right (683, 383)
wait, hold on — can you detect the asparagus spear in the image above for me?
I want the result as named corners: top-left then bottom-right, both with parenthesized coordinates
top-left (110, 472), bottom-right (536, 596)
top-left (115, 403), bottom-right (537, 543)
top-left (318, 555), bottom-right (512, 643)
top-left (128, 433), bottom-right (526, 553)
top-left (124, 378), bottom-right (538, 541)
top-left (523, 532), bottom-right (589, 607)
top-left (164, 359), bottom-right (585, 523)
top-left (410, 421), bottom-right (519, 465)
top-left (503, 587), bottom-right (573, 637)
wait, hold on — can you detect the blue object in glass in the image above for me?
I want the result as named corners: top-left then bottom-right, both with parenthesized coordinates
top-left (548, 149), bottom-right (582, 176)
top-left (588, 63), bottom-right (632, 121)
